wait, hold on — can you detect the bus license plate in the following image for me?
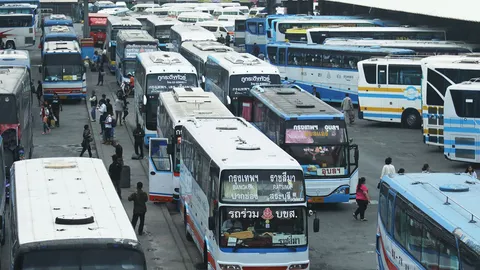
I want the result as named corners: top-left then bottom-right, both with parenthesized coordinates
top-left (310, 197), bottom-right (324, 203)
top-left (60, 96), bottom-right (67, 99)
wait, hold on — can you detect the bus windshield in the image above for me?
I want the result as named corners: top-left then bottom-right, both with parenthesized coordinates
top-left (154, 25), bottom-right (171, 43)
top-left (45, 36), bottom-right (77, 42)
top-left (283, 120), bottom-right (349, 178)
top-left (123, 60), bottom-right (136, 77)
top-left (20, 249), bottom-right (145, 269)
top-left (229, 74), bottom-right (281, 97)
top-left (219, 206), bottom-right (306, 249)
top-left (146, 73), bottom-right (197, 94)
top-left (43, 54), bottom-right (82, 82)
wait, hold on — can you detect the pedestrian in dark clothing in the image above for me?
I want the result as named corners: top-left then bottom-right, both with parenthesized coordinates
top-left (51, 92), bottom-right (62, 127)
top-left (36, 80), bottom-right (43, 106)
top-left (80, 124), bottom-right (93, 157)
top-left (99, 94), bottom-right (106, 106)
top-left (89, 90), bottom-right (97, 122)
top-left (133, 123), bottom-right (145, 158)
top-left (106, 98), bottom-right (113, 115)
top-left (128, 181), bottom-right (148, 235)
top-left (115, 143), bottom-right (124, 165)
top-left (30, 79), bottom-right (35, 93)
top-left (252, 43), bottom-right (260, 57)
top-left (102, 51), bottom-right (108, 66)
top-left (108, 154), bottom-right (123, 198)
top-left (225, 34), bottom-right (231, 47)
top-left (97, 66), bottom-right (105, 86)
top-left (217, 34), bottom-right (225, 44)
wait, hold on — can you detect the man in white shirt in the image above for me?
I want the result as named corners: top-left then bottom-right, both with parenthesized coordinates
top-left (222, 218), bottom-right (243, 233)
top-left (98, 101), bottom-right (107, 140)
top-left (104, 114), bottom-right (113, 144)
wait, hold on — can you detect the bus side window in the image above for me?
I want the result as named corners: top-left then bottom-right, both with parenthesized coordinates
top-left (377, 65), bottom-right (387, 85)
top-left (247, 21), bottom-right (256, 34)
top-left (278, 48), bottom-right (286, 65)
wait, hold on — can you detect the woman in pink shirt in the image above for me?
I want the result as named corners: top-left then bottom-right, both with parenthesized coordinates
top-left (353, 177), bottom-right (371, 221)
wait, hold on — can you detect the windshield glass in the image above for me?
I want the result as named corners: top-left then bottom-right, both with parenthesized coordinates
top-left (90, 26), bottom-right (106, 32)
top-left (146, 73), bottom-right (197, 94)
top-left (20, 249), bottom-right (145, 269)
top-left (225, 26), bottom-right (234, 32)
top-left (229, 74), bottom-right (280, 97)
top-left (45, 36), bottom-right (77, 42)
top-left (155, 26), bottom-right (171, 43)
top-left (283, 120), bottom-right (348, 178)
top-left (0, 94), bottom-right (17, 124)
top-left (220, 206), bottom-right (306, 249)
top-left (122, 60), bottom-right (136, 77)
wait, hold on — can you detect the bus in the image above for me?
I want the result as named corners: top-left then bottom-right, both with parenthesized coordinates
top-left (0, 66), bottom-right (33, 169)
top-left (0, 49), bottom-right (30, 71)
top-left (357, 56), bottom-right (423, 128)
top-left (105, 16), bottom-right (142, 72)
top-left (88, 13), bottom-right (107, 46)
top-left (377, 173), bottom-right (480, 270)
top-left (0, 13), bottom-right (35, 49)
top-left (248, 84), bottom-right (359, 202)
top-left (179, 40), bottom-right (233, 83)
top-left (40, 25), bottom-right (77, 55)
top-left (323, 38), bottom-right (473, 55)
top-left (266, 42), bottom-right (415, 104)
top-left (179, 116), bottom-right (319, 269)
top-left (233, 17), bottom-right (245, 47)
top-left (41, 41), bottom-right (86, 100)
top-left (135, 51), bottom-right (198, 146)
top-left (421, 54), bottom-right (480, 147)
top-left (1, 157), bottom-right (147, 269)
top-left (306, 26), bottom-right (447, 45)
top-left (153, 87), bottom-right (233, 203)
top-left (169, 24), bottom-right (215, 53)
top-left (145, 16), bottom-right (182, 51)
top-left (42, 14), bottom-right (73, 31)
top-left (0, 3), bottom-right (37, 29)
top-left (115, 29), bottom-right (157, 86)
top-left (443, 79), bottom-right (480, 163)
top-left (205, 51), bottom-right (281, 116)
top-left (177, 12), bottom-right (213, 24)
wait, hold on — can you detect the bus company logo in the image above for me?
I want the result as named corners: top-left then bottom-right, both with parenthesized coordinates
top-left (241, 75), bottom-right (271, 84)
top-left (324, 125), bottom-right (339, 131)
top-left (343, 75), bottom-right (354, 82)
top-left (157, 74), bottom-right (186, 82)
top-left (293, 125), bottom-right (318, 131)
top-left (404, 86), bottom-right (420, 101)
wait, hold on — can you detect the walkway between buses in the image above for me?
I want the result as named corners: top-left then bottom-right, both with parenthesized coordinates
top-left (85, 71), bottom-right (198, 270)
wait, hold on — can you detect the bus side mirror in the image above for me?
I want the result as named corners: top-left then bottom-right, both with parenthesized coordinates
top-left (313, 217), bottom-right (320, 233)
top-left (167, 142), bottom-right (173, 155)
top-left (208, 216), bottom-right (215, 231)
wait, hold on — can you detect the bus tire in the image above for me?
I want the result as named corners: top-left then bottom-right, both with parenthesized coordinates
top-left (402, 109), bottom-right (421, 129)
top-left (184, 210), bottom-right (193, 242)
top-left (5, 41), bottom-right (15, 49)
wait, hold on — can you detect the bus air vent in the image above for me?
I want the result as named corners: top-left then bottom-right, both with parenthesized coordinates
top-left (44, 161), bottom-right (77, 169)
top-left (296, 103), bottom-right (315, 108)
top-left (216, 126), bottom-right (237, 130)
top-left (50, 14), bottom-right (66, 19)
top-left (236, 144), bottom-right (260, 150)
top-left (439, 184), bottom-right (469, 192)
top-left (276, 89), bottom-right (296, 95)
top-left (51, 25), bottom-right (69, 32)
top-left (185, 87), bottom-right (193, 92)
top-left (55, 215), bottom-right (94, 225)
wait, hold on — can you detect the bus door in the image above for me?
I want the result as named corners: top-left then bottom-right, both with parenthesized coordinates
top-left (148, 138), bottom-right (173, 203)
top-left (377, 64), bottom-right (397, 119)
top-left (348, 144), bottom-right (359, 199)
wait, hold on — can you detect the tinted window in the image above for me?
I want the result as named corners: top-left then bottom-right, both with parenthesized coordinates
top-left (278, 48), bottom-right (285, 65)
top-left (450, 90), bottom-right (480, 118)
top-left (379, 182), bottom-right (389, 230)
top-left (247, 21), bottom-right (256, 34)
top-left (43, 54), bottom-right (81, 66)
top-left (0, 94), bottom-right (17, 124)
top-left (394, 195), bottom-right (407, 247)
top-left (267, 46), bottom-right (277, 64)
top-left (362, 64), bottom-right (376, 84)
top-left (235, 20), bottom-right (245, 31)
top-left (405, 213), bottom-right (422, 261)
top-left (388, 65), bottom-right (422, 85)
top-left (0, 15), bottom-right (32, 27)
top-left (257, 22), bottom-right (264, 35)
top-left (378, 65), bottom-right (387, 84)
top-left (460, 242), bottom-right (480, 270)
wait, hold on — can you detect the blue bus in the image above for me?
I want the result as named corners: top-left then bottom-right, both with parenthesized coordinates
top-left (41, 14), bottom-right (73, 32)
top-left (378, 173), bottom-right (480, 270)
top-left (40, 25), bottom-right (77, 54)
top-left (245, 84), bottom-right (359, 203)
top-left (266, 42), bottom-right (415, 104)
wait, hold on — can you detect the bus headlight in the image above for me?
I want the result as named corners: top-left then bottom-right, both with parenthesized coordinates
top-left (289, 263), bottom-right (309, 269)
top-left (219, 264), bottom-right (240, 270)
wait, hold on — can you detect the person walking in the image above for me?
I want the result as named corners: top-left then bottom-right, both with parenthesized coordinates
top-left (353, 177), bottom-right (370, 221)
top-left (465, 165), bottom-right (477, 179)
top-left (133, 123), bottom-right (145, 159)
top-left (104, 113), bottom-right (113, 144)
top-left (98, 100), bottom-right (107, 136)
top-left (36, 80), bottom-right (43, 106)
top-left (99, 94), bottom-right (107, 105)
top-left (341, 94), bottom-right (354, 125)
top-left (97, 66), bottom-right (105, 86)
top-left (115, 143), bottom-right (124, 166)
top-left (106, 98), bottom-right (113, 115)
top-left (225, 34), bottom-right (231, 47)
top-left (89, 91), bottom-right (97, 122)
top-left (128, 181), bottom-right (148, 235)
top-left (80, 124), bottom-right (93, 157)
top-left (422, 163), bottom-right (430, 173)
top-left (51, 92), bottom-right (62, 127)
top-left (378, 157), bottom-right (395, 188)
top-left (114, 97), bottom-right (124, 126)
top-left (42, 114), bottom-right (50, 135)
top-left (108, 154), bottom-right (123, 198)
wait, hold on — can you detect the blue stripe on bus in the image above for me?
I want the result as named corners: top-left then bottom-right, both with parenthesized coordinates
top-left (444, 127), bottom-right (479, 133)
top-left (444, 118), bottom-right (480, 126)
top-left (444, 148), bottom-right (480, 154)
top-left (149, 191), bottom-right (173, 196)
top-left (358, 93), bottom-right (406, 99)
top-left (363, 112), bottom-right (402, 119)
top-left (444, 140), bottom-right (477, 146)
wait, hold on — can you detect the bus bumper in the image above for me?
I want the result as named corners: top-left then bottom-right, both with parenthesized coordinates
top-left (307, 185), bottom-right (350, 204)
top-left (44, 93), bottom-right (86, 100)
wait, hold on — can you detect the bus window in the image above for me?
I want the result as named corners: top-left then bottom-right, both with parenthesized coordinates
top-left (258, 22), bottom-right (264, 35)
top-left (378, 65), bottom-right (387, 84)
top-left (363, 64), bottom-right (377, 84)
top-left (247, 21), bottom-right (256, 34)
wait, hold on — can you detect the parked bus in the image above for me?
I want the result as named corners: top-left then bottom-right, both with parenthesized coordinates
top-left (0, 49), bottom-right (30, 71)
top-left (105, 16), bottom-right (142, 72)
top-left (0, 13), bottom-right (35, 49)
top-left (180, 116), bottom-right (319, 269)
top-left (180, 40), bottom-right (233, 82)
top-left (135, 51), bottom-right (198, 146)
top-left (154, 87), bottom-right (233, 202)
top-left (0, 3), bottom-right (37, 31)
top-left (248, 84), bottom-right (359, 201)
top-left (205, 51), bottom-right (281, 116)
top-left (88, 13), bottom-right (107, 46)
top-left (0, 66), bottom-right (33, 168)
top-left (145, 16), bottom-right (182, 51)
top-left (377, 173), bottom-right (480, 270)
top-left (1, 157), bottom-right (147, 269)
top-left (357, 56), bottom-right (423, 128)
top-left (42, 14), bottom-right (72, 32)
top-left (233, 17), bottom-right (245, 47)
top-left (169, 24), bottom-right (215, 53)
top-left (115, 29), bottom-right (157, 86)
top-left (40, 25), bottom-right (77, 55)
top-left (421, 54), bottom-right (480, 147)
top-left (197, 20), bottom-right (234, 40)
top-left (41, 41), bottom-right (86, 99)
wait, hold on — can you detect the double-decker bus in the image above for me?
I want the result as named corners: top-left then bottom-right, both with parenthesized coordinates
top-left (357, 56), bottom-right (423, 128)
top-left (179, 116), bottom-right (319, 269)
top-left (179, 41), bottom-right (233, 83)
top-left (0, 13), bottom-right (35, 49)
top-left (266, 42), bottom-right (415, 104)
top-left (115, 29), bottom-right (157, 86)
top-left (153, 87), bottom-right (233, 203)
top-left (41, 14), bottom-right (72, 32)
top-left (169, 24), bottom-right (215, 53)
top-left (0, 66), bottom-right (33, 168)
top-left (88, 13), bottom-right (107, 47)
top-left (248, 84), bottom-right (359, 202)
top-left (105, 16), bottom-right (142, 72)
top-left (1, 157), bottom-right (147, 269)
top-left (41, 41), bottom-right (86, 100)
top-left (40, 25), bottom-right (77, 55)
top-left (204, 51), bottom-right (281, 116)
top-left (421, 54), bottom-right (480, 147)
top-left (135, 51), bottom-right (198, 146)
top-left (144, 16), bottom-right (182, 51)
top-left (377, 173), bottom-right (480, 270)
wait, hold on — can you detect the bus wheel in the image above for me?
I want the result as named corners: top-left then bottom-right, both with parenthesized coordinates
top-left (5, 41), bottom-right (15, 49)
top-left (184, 210), bottom-right (193, 242)
top-left (402, 109), bottom-right (421, 129)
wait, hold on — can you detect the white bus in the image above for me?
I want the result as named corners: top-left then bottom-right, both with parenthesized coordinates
top-left (197, 20), bottom-right (234, 39)
top-left (0, 13), bottom-right (35, 49)
top-left (179, 116), bottom-right (318, 269)
top-left (1, 157), bottom-right (147, 269)
top-left (212, 7), bottom-right (246, 19)
top-left (204, 51), bottom-right (281, 116)
top-left (357, 56), bottom-right (423, 128)
top-left (131, 3), bottom-right (160, 12)
top-left (105, 16), bottom-right (142, 72)
top-left (169, 24), bottom-right (215, 53)
top-left (135, 51), bottom-right (198, 146)
top-left (145, 16), bottom-right (182, 51)
top-left (179, 40), bottom-right (233, 82)
top-left (152, 87), bottom-right (233, 202)
top-left (421, 54), bottom-right (480, 146)
top-left (177, 12), bottom-right (212, 24)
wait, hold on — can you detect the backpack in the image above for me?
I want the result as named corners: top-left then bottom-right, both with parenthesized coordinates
top-left (111, 117), bottom-right (117, 128)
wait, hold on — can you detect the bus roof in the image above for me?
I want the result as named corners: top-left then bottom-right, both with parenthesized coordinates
top-left (107, 15), bottom-right (142, 27)
top-left (421, 53), bottom-right (480, 65)
top-left (0, 49), bottom-right (30, 68)
top-left (206, 51), bottom-right (279, 75)
top-left (181, 41), bottom-right (233, 62)
top-left (146, 16), bottom-right (182, 26)
top-left (137, 51), bottom-right (196, 74)
top-left (0, 66), bottom-right (28, 94)
top-left (43, 40), bottom-right (80, 54)
top-left (382, 173), bottom-right (480, 252)
top-left (171, 24), bottom-right (216, 42)
top-left (13, 158), bottom-right (138, 245)
top-left (268, 42), bottom-right (416, 55)
top-left (306, 26), bottom-right (445, 33)
top-left (359, 56), bottom-right (425, 66)
top-left (117, 29), bottom-right (156, 43)
top-left (182, 117), bottom-right (301, 170)
top-left (323, 38), bottom-right (473, 51)
top-left (44, 25), bottom-right (76, 37)
top-left (88, 13), bottom-right (108, 18)
top-left (44, 14), bottom-right (72, 25)
top-left (250, 84), bottom-right (343, 120)
top-left (159, 87), bottom-right (233, 125)
top-left (178, 11), bottom-right (212, 19)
